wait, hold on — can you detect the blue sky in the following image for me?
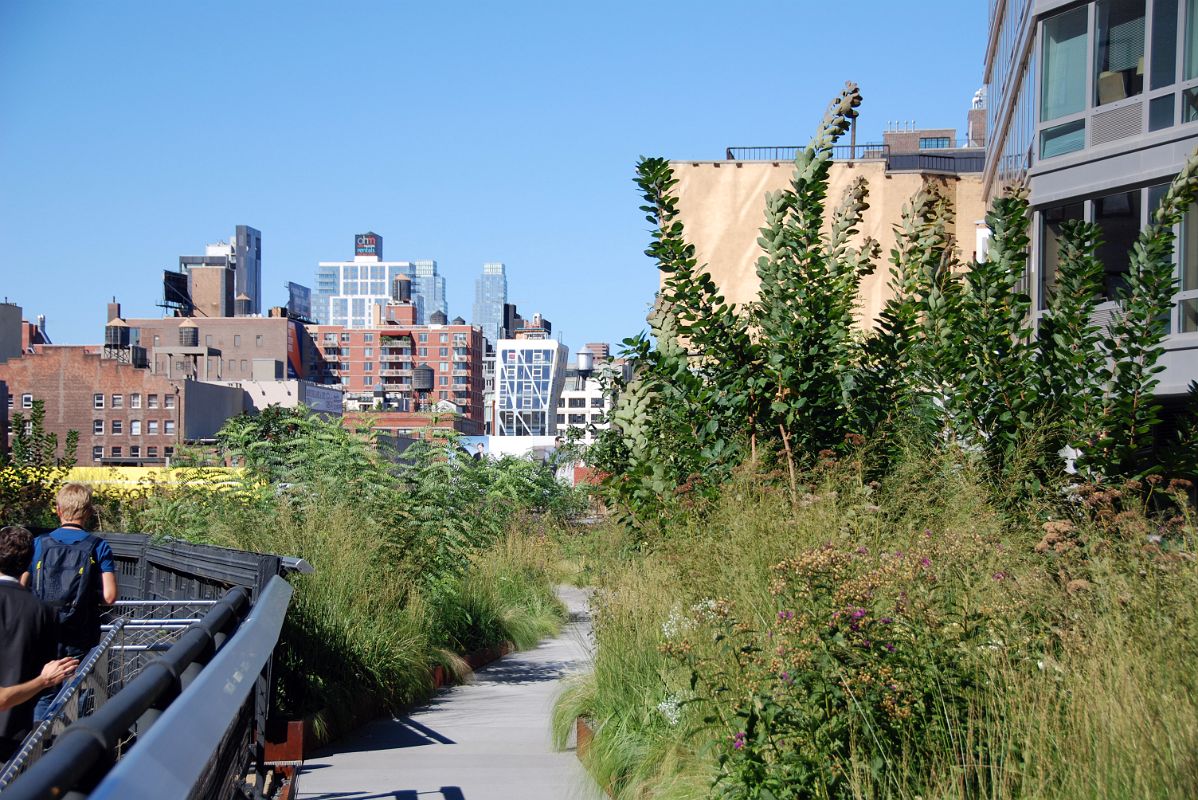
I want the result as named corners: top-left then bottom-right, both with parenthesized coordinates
top-left (0, 1), bottom-right (986, 356)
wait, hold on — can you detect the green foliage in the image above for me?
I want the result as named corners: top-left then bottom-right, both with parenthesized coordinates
top-left (0, 400), bottom-right (78, 527)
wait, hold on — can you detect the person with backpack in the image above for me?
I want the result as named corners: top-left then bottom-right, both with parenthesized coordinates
top-left (20, 482), bottom-right (117, 720)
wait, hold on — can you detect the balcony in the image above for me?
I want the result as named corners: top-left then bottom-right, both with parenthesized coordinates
top-left (723, 142), bottom-right (984, 174)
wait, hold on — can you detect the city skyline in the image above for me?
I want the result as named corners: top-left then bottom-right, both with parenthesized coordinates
top-left (0, 1), bottom-right (987, 357)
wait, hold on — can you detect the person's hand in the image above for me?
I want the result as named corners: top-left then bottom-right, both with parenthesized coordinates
top-left (38, 657), bottom-right (79, 689)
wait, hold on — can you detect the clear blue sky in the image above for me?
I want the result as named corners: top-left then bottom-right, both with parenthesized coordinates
top-left (0, 1), bottom-right (986, 356)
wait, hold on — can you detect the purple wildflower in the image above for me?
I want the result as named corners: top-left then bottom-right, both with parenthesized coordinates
top-left (856, 546), bottom-right (869, 555)
top-left (851, 608), bottom-right (867, 620)
top-left (779, 671), bottom-right (793, 685)
top-left (992, 571), bottom-right (1007, 581)
top-left (883, 643), bottom-right (896, 653)
top-left (880, 617), bottom-right (893, 625)
top-left (920, 557), bottom-right (932, 568)
top-left (777, 610), bottom-right (795, 622)
top-left (732, 731), bottom-right (746, 750)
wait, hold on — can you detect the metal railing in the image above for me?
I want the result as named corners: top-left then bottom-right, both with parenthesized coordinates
top-left (723, 144), bottom-right (985, 174)
top-left (0, 584), bottom-right (268, 800)
top-left (725, 143), bottom-right (890, 162)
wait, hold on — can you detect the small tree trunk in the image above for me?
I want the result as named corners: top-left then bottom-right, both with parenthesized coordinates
top-left (778, 424), bottom-right (798, 507)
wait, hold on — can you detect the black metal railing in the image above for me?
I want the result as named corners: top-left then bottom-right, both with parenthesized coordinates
top-left (725, 143), bottom-right (890, 162)
top-left (0, 583), bottom-right (272, 800)
top-left (723, 144), bottom-right (985, 174)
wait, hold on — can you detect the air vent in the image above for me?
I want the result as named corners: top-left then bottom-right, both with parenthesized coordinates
top-left (1091, 102), bottom-right (1143, 146)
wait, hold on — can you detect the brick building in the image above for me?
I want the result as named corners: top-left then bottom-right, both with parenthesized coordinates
top-left (0, 346), bottom-right (244, 465)
top-left (310, 315), bottom-right (485, 437)
top-left (122, 312), bottom-right (322, 383)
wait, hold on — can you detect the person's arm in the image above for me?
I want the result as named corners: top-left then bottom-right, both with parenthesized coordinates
top-left (0, 658), bottom-right (79, 711)
top-left (19, 571), bottom-right (29, 587)
top-left (101, 572), bottom-right (118, 604)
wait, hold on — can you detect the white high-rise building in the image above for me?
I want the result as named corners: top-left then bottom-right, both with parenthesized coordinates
top-left (313, 233), bottom-right (444, 327)
top-left (494, 334), bottom-right (568, 437)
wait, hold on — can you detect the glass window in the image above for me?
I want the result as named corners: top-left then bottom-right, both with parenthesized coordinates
top-left (130, 445), bottom-right (141, 458)
top-left (439, 333), bottom-right (448, 343)
top-left (1187, 0), bottom-right (1198, 79)
top-left (1041, 203), bottom-right (1086, 307)
top-left (205, 334), bottom-right (213, 347)
top-left (919, 136), bottom-right (951, 148)
top-left (165, 446), bottom-right (174, 459)
top-left (148, 420), bottom-right (159, 434)
top-left (130, 393), bottom-right (141, 409)
top-left (419, 333), bottom-right (428, 343)
top-left (1095, 189), bottom-right (1143, 299)
top-left (92, 446), bottom-right (103, 462)
top-left (1042, 119), bottom-right (1087, 158)
top-left (568, 397), bottom-right (586, 408)
top-left (164, 420), bottom-right (176, 434)
top-left (234, 335), bottom-right (242, 347)
top-left (439, 376), bottom-right (448, 385)
top-left (112, 394), bottom-right (124, 408)
top-left (93, 420), bottom-right (104, 434)
top-left (364, 363), bottom-right (373, 372)
top-left (556, 414), bottom-right (565, 424)
top-left (131, 420), bottom-right (141, 435)
top-left (591, 397), bottom-right (605, 408)
top-left (1184, 206), bottom-right (1198, 291)
top-left (569, 414), bottom-right (586, 424)
top-left (1042, 6), bottom-right (1089, 120)
top-left (341, 333), bottom-right (351, 343)
top-left (1152, 0), bottom-right (1179, 89)
top-left (1094, 0), bottom-right (1146, 106)
top-left (111, 420), bottom-right (123, 434)
top-left (364, 347), bottom-right (373, 357)
top-left (147, 446), bottom-right (158, 458)
top-left (21, 393), bottom-right (32, 409)
top-left (94, 393), bottom-right (104, 409)
top-left (111, 446), bottom-right (122, 458)
top-left (164, 394), bottom-right (176, 409)
top-left (148, 394), bottom-right (158, 409)
top-left (256, 335), bottom-right (263, 347)
top-left (363, 333), bottom-right (374, 343)
top-left (1184, 85), bottom-right (1198, 120)
top-left (1150, 94), bottom-right (1176, 129)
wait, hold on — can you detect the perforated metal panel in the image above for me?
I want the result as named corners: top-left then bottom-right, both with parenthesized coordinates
top-left (1091, 102), bottom-right (1143, 146)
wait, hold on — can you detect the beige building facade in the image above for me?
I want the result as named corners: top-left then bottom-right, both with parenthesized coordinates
top-left (669, 156), bottom-right (986, 326)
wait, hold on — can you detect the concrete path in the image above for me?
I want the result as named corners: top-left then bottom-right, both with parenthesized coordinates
top-left (296, 586), bottom-right (603, 800)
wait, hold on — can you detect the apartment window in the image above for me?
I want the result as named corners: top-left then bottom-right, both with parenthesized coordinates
top-left (364, 376), bottom-right (372, 386)
top-left (240, 359), bottom-right (247, 372)
top-left (418, 333), bottom-right (428, 343)
top-left (205, 334), bottom-right (213, 347)
top-left (439, 391), bottom-right (448, 399)
top-left (591, 397), bottom-right (605, 408)
top-left (21, 393), bottom-right (32, 409)
top-left (439, 347), bottom-right (449, 358)
top-left (147, 394), bottom-right (159, 409)
top-left (1042, 6), bottom-right (1089, 120)
top-left (130, 419), bottom-right (142, 436)
top-left (557, 398), bottom-right (565, 407)
top-left (112, 394), bottom-right (123, 409)
top-left (93, 393), bottom-right (104, 409)
top-left (147, 446), bottom-right (158, 458)
top-left (340, 347), bottom-right (350, 357)
top-left (569, 414), bottom-right (586, 424)
top-left (440, 362), bottom-right (449, 372)
top-left (111, 420), bottom-right (123, 435)
top-left (1040, 203), bottom-right (1086, 307)
top-left (164, 394), bottom-right (176, 409)
top-left (364, 347), bottom-right (373, 357)
top-left (111, 446), bottom-right (122, 458)
top-left (1179, 204), bottom-right (1198, 331)
top-left (234, 334), bottom-right (242, 347)
top-left (5, 395), bottom-right (11, 409)
top-left (148, 420), bottom-right (159, 435)
top-left (919, 136), bottom-right (951, 148)
top-left (92, 446), bottom-right (103, 462)
top-left (419, 347), bottom-right (428, 357)
top-left (1095, 0), bottom-right (1146, 106)
top-left (93, 420), bottom-right (104, 435)
top-left (556, 414), bottom-right (565, 424)
top-left (341, 333), bottom-right (351, 342)
top-left (256, 335), bottom-right (263, 347)
top-left (130, 393), bottom-right (141, 409)
top-left (130, 445), bottom-right (141, 458)
top-left (363, 333), bottom-right (374, 343)
top-left (568, 397), bottom-right (586, 408)
top-left (1152, 0), bottom-right (1179, 88)
top-left (439, 333), bottom-right (448, 343)
top-left (153, 335), bottom-right (160, 346)
top-left (1095, 189), bottom-right (1144, 299)
top-left (439, 376), bottom-right (448, 386)
top-left (164, 420), bottom-right (175, 434)
top-left (364, 363), bottom-right (374, 372)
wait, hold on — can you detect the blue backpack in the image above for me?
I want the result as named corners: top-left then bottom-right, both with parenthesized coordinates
top-left (33, 534), bottom-right (102, 652)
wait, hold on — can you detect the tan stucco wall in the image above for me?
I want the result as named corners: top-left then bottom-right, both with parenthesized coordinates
top-left (669, 160), bottom-right (986, 326)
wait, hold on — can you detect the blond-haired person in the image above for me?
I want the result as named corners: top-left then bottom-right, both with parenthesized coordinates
top-left (20, 483), bottom-right (117, 720)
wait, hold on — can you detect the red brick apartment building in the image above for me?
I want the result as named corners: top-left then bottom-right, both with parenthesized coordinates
top-left (0, 346), bottom-right (243, 464)
top-left (309, 318), bottom-right (485, 436)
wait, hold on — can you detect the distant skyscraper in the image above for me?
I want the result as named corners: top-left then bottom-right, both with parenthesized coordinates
top-left (179, 225), bottom-right (262, 316)
top-left (472, 262), bottom-right (507, 345)
top-left (312, 233), bottom-right (443, 327)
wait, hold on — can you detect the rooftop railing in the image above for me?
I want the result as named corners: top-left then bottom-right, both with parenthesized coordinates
top-left (723, 143), bottom-right (985, 174)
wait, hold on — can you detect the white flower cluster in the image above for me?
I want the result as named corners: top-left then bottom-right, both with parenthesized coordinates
top-left (660, 607), bottom-right (690, 640)
top-left (656, 694), bottom-right (682, 726)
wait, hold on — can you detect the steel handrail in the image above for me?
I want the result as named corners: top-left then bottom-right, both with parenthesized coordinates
top-left (89, 576), bottom-right (293, 800)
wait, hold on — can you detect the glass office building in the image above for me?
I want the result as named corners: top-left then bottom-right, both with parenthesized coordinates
top-left (471, 262), bottom-right (508, 346)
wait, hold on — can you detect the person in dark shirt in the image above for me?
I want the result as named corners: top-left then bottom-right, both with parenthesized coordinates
top-left (0, 526), bottom-right (77, 762)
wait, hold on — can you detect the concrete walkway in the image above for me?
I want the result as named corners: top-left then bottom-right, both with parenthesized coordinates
top-left (296, 586), bottom-right (603, 800)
